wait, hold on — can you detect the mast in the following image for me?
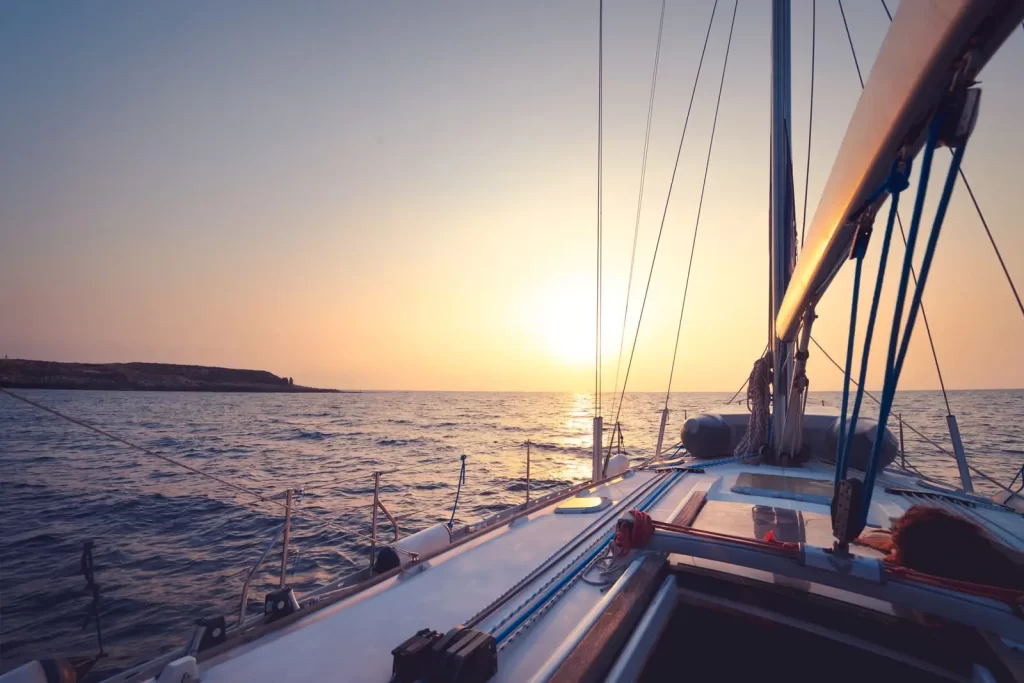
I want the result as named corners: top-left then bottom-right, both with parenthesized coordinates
top-left (769, 0), bottom-right (795, 453)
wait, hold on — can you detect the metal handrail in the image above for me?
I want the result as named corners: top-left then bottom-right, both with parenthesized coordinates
top-left (1008, 465), bottom-right (1024, 493)
top-left (368, 472), bottom-right (401, 566)
top-left (235, 446), bottom-right (547, 619)
top-left (237, 523), bottom-right (286, 625)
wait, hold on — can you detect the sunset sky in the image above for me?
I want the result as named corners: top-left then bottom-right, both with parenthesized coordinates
top-left (2, 1), bottom-right (1022, 391)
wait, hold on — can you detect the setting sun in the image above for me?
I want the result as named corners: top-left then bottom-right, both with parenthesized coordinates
top-left (533, 280), bottom-right (595, 366)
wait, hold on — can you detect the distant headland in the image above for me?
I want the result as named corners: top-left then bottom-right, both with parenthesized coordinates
top-left (0, 359), bottom-right (342, 393)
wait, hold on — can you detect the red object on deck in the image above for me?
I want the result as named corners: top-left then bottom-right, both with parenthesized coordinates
top-left (613, 510), bottom-right (655, 555)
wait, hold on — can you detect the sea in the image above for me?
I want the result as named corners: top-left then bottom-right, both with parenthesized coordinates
top-left (1, 389), bottom-right (1022, 678)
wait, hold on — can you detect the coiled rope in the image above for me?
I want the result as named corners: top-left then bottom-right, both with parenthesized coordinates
top-left (734, 352), bottom-right (772, 456)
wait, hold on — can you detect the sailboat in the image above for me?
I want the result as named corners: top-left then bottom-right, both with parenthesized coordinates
top-left (4, 1), bottom-right (1023, 681)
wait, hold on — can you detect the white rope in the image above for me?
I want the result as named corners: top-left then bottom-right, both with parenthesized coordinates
top-left (734, 352), bottom-right (772, 456)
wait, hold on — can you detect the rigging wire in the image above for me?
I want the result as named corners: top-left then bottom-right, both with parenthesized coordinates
top-left (893, 214), bottom-right (951, 415)
top-left (664, 0), bottom-right (740, 409)
top-left (725, 343), bottom-right (769, 405)
top-left (809, 336), bottom-right (1019, 496)
top-left (610, 0), bottom-right (668, 423)
top-left (0, 387), bottom-right (400, 561)
top-left (607, 0), bottom-right (720, 441)
top-left (954, 168), bottom-right (1024, 321)
top-left (837, 0), bottom-right (863, 88)
top-left (596, 0), bottom-right (604, 419)
top-left (726, 377), bottom-right (750, 406)
top-left (842, 0), bottom-right (952, 415)
top-left (800, 0), bottom-right (816, 248)
top-left (880, 0), bottom-right (1024, 324)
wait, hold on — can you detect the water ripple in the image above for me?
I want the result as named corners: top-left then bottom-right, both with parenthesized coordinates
top-left (0, 389), bottom-right (1020, 678)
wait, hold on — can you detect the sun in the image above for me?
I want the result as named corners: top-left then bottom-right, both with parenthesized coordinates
top-left (534, 282), bottom-right (595, 366)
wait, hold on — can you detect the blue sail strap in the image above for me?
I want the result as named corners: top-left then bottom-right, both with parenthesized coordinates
top-left (855, 115), bottom-right (969, 533)
top-left (833, 157), bottom-right (911, 491)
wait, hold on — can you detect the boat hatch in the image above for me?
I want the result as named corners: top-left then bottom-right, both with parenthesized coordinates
top-left (555, 495), bottom-right (612, 514)
top-left (691, 500), bottom-right (805, 543)
top-left (731, 472), bottom-right (833, 505)
top-left (690, 500), bottom-right (880, 552)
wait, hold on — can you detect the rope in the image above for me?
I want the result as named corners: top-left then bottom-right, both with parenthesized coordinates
top-left (580, 548), bottom-right (631, 589)
top-left (835, 242), bottom-right (866, 483)
top-left (836, 161), bottom-right (909, 489)
top-left (607, 0), bottom-right (720, 435)
top-left (857, 116), bottom-right (967, 533)
top-left (596, 0), bottom-right (604, 418)
top-left (885, 564), bottom-right (1024, 606)
top-left (673, 452), bottom-right (760, 471)
top-left (612, 510), bottom-right (654, 556)
top-left (887, 0), bottom-right (1024, 332)
top-left (837, 0), bottom-right (864, 88)
top-left (800, 0), bottom-right (816, 248)
top-left (726, 377), bottom-right (749, 406)
top-left (954, 166), bottom-right (1024, 323)
top-left (892, 213), bottom-right (952, 415)
top-left (664, 0), bottom-right (739, 409)
top-left (844, 5), bottom-right (954, 417)
top-left (1, 387), bottom-right (278, 503)
top-left (310, 460), bottom-right (454, 493)
top-left (447, 454), bottom-right (467, 531)
top-left (80, 540), bottom-right (105, 656)
top-left (726, 343), bottom-right (768, 405)
top-left (610, 0), bottom-right (667, 425)
top-left (811, 335), bottom-right (1021, 496)
top-left (0, 387), bottom-right (408, 560)
top-left (733, 352), bottom-right (772, 456)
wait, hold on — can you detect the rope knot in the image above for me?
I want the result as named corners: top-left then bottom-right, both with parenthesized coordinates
top-left (734, 351), bottom-right (773, 457)
top-left (612, 509), bottom-right (654, 556)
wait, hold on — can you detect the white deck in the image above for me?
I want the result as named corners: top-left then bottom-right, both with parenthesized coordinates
top-left (197, 470), bottom-right (696, 682)
top-left (128, 459), bottom-right (1024, 683)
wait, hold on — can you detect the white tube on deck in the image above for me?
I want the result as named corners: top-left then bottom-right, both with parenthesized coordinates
top-left (604, 575), bottom-right (677, 683)
top-left (654, 408), bottom-right (669, 459)
top-left (592, 416), bottom-right (604, 482)
top-left (946, 414), bottom-right (974, 493)
top-left (390, 523), bottom-right (450, 566)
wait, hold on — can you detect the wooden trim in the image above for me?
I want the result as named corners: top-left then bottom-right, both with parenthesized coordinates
top-left (549, 555), bottom-right (669, 683)
top-left (670, 490), bottom-right (707, 527)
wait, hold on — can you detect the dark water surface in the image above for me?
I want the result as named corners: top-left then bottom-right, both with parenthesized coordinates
top-left (1, 390), bottom-right (1021, 677)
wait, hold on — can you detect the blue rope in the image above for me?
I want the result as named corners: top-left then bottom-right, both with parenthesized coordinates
top-left (854, 116), bottom-right (968, 532)
top-left (447, 454), bottom-right (467, 531)
top-left (891, 143), bottom-right (967, 380)
top-left (492, 470), bottom-right (682, 645)
top-left (834, 245), bottom-right (864, 487)
top-left (835, 159), bottom-right (910, 489)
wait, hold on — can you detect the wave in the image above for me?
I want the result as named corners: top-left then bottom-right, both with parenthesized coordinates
top-left (377, 438), bottom-right (425, 447)
top-left (2, 388), bottom-right (1016, 677)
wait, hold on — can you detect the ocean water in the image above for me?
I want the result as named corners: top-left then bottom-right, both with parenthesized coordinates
top-left (1, 389), bottom-right (1021, 678)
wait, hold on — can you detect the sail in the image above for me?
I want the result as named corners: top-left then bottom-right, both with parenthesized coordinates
top-left (775, 0), bottom-right (1024, 342)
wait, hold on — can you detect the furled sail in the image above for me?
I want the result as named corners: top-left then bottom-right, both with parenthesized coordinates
top-left (776, 0), bottom-right (1024, 342)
